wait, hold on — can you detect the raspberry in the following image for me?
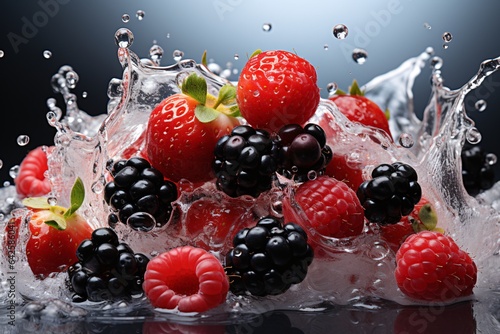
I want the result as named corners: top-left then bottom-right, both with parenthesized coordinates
top-left (356, 162), bottom-right (422, 225)
top-left (14, 146), bottom-right (52, 198)
top-left (143, 246), bottom-right (229, 313)
top-left (224, 216), bottom-right (313, 296)
top-left (461, 142), bottom-right (495, 196)
top-left (395, 231), bottom-right (477, 302)
top-left (286, 176), bottom-right (364, 239)
top-left (104, 157), bottom-right (178, 231)
top-left (67, 228), bottom-right (150, 302)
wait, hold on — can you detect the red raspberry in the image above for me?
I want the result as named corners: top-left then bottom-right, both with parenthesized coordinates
top-left (14, 146), bottom-right (52, 198)
top-left (395, 231), bottom-right (477, 302)
top-left (284, 176), bottom-right (364, 239)
top-left (143, 246), bottom-right (229, 313)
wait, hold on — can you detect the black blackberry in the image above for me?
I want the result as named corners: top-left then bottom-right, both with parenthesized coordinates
top-left (461, 143), bottom-right (495, 196)
top-left (104, 157), bottom-right (178, 231)
top-left (67, 227), bottom-right (150, 302)
top-left (224, 216), bottom-right (313, 296)
top-left (276, 123), bottom-right (333, 182)
top-left (213, 125), bottom-right (280, 197)
top-left (356, 162), bottom-right (422, 225)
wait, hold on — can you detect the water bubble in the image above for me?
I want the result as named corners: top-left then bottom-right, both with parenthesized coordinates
top-left (172, 49), bottom-right (184, 62)
top-left (475, 99), bottom-right (487, 112)
top-left (114, 28), bottom-right (134, 48)
top-left (82, 91), bottom-right (88, 98)
top-left (424, 22), bottom-right (432, 30)
top-left (47, 197), bottom-right (58, 206)
top-left (326, 82), bottom-right (338, 96)
top-left (43, 50), bottom-right (52, 59)
top-left (323, 44), bottom-right (329, 51)
top-left (442, 32), bottom-right (453, 43)
top-left (466, 127), bottom-right (482, 144)
top-left (65, 71), bottom-right (79, 89)
top-left (262, 23), bottom-right (272, 32)
top-left (486, 153), bottom-right (497, 166)
top-left (17, 135), bottom-right (30, 146)
top-left (121, 14), bottom-right (130, 23)
top-left (352, 48), bottom-right (368, 64)
top-left (234, 54), bottom-right (239, 60)
top-left (149, 44), bottom-right (164, 65)
top-left (136, 10), bottom-right (145, 20)
top-left (307, 170), bottom-right (318, 180)
top-left (333, 24), bottom-right (349, 39)
top-left (0, 50), bottom-right (4, 58)
top-left (430, 56), bottom-right (443, 70)
top-left (91, 179), bottom-right (105, 194)
top-left (232, 68), bottom-right (239, 75)
top-left (9, 165), bottom-right (19, 179)
top-left (398, 133), bottom-right (414, 148)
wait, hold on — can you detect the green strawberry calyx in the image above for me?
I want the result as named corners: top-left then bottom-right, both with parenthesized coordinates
top-left (335, 79), bottom-right (390, 120)
top-left (22, 177), bottom-right (85, 231)
top-left (181, 71), bottom-right (240, 123)
top-left (409, 203), bottom-right (444, 234)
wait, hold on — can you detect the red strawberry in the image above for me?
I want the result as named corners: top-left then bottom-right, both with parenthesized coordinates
top-left (324, 154), bottom-right (365, 191)
top-left (22, 177), bottom-right (93, 278)
top-left (283, 176), bottom-right (365, 240)
top-left (14, 146), bottom-right (52, 198)
top-left (143, 246), bottom-right (229, 313)
top-left (237, 50), bottom-right (320, 132)
top-left (395, 231), bottom-right (477, 302)
top-left (329, 80), bottom-right (392, 139)
top-left (146, 73), bottom-right (240, 183)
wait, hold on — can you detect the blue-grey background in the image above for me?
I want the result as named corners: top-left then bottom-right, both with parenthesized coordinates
top-left (1, 0), bottom-right (499, 184)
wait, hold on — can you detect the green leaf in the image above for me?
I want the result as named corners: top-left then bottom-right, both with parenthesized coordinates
top-left (333, 89), bottom-right (346, 96)
top-left (64, 177), bottom-right (84, 218)
top-left (349, 80), bottom-right (364, 96)
top-left (228, 105), bottom-right (241, 117)
top-left (249, 49), bottom-right (262, 59)
top-left (22, 197), bottom-right (54, 210)
top-left (384, 108), bottom-right (391, 120)
top-left (44, 214), bottom-right (67, 231)
top-left (419, 203), bottom-right (438, 231)
top-left (181, 73), bottom-right (207, 105)
top-left (195, 105), bottom-right (220, 123)
top-left (213, 85), bottom-right (236, 109)
top-left (201, 50), bottom-right (208, 67)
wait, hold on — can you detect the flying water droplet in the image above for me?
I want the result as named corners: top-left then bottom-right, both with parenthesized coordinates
top-left (466, 127), bottom-right (482, 144)
top-left (82, 91), bottom-right (88, 98)
top-left (3, 181), bottom-right (9, 187)
top-left (114, 28), bottom-right (134, 48)
top-left (323, 44), bottom-right (329, 51)
top-left (0, 160), bottom-right (3, 169)
top-left (486, 153), bottom-right (497, 166)
top-left (121, 14), bottom-right (130, 23)
top-left (166, 33), bottom-right (170, 39)
top-left (149, 44), bottom-right (164, 65)
top-left (475, 99), bottom-right (487, 112)
top-left (172, 49), bottom-right (184, 62)
top-left (442, 44), bottom-right (449, 50)
top-left (424, 22), bottom-right (432, 30)
top-left (262, 23), bottom-right (272, 32)
top-left (442, 32), bottom-right (453, 43)
top-left (398, 133), bottom-right (415, 148)
top-left (43, 50), bottom-right (52, 59)
top-left (352, 48), bottom-right (368, 64)
top-left (9, 165), bottom-right (19, 179)
top-left (333, 24), bottom-right (349, 39)
top-left (234, 54), bottom-right (239, 60)
top-left (65, 71), bottom-right (79, 89)
top-left (425, 47), bottom-right (435, 55)
top-left (430, 56), bottom-right (443, 70)
top-left (17, 135), bottom-right (30, 146)
top-left (326, 82), bottom-right (338, 96)
top-left (136, 10), bottom-right (145, 20)
top-left (220, 69), bottom-right (231, 79)
top-left (0, 50), bottom-right (4, 58)
top-left (47, 197), bottom-right (58, 206)
top-left (207, 62), bottom-right (221, 75)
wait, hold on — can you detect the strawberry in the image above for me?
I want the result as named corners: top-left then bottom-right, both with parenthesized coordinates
top-left (14, 146), bottom-right (52, 198)
top-left (329, 80), bottom-right (392, 139)
top-left (283, 176), bottom-right (365, 240)
top-left (143, 245), bottom-right (229, 313)
top-left (324, 154), bottom-right (365, 191)
top-left (22, 177), bottom-right (93, 278)
top-left (236, 50), bottom-right (320, 132)
top-left (146, 73), bottom-right (240, 183)
top-left (395, 231), bottom-right (477, 302)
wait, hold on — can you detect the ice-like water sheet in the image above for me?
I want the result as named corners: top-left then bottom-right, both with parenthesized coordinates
top-left (1, 37), bottom-right (500, 331)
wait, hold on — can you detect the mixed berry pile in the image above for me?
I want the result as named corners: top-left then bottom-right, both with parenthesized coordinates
top-left (6, 49), bottom-right (484, 313)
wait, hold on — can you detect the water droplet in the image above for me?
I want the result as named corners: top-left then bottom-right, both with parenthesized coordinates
top-left (150, 251), bottom-right (159, 257)
top-left (136, 10), bottom-right (145, 20)
top-left (253, 90), bottom-right (260, 97)
top-left (291, 166), bottom-right (299, 174)
top-left (398, 133), bottom-right (415, 148)
top-left (307, 170), bottom-right (318, 180)
top-left (425, 47), bottom-right (435, 55)
top-left (17, 135), bottom-right (30, 146)
top-left (0, 160), bottom-right (3, 169)
top-left (114, 28), bottom-right (134, 48)
top-left (91, 179), bottom-right (105, 194)
top-left (486, 153), bottom-right (497, 166)
top-left (234, 54), bottom-right (239, 60)
top-left (220, 69), bottom-right (231, 79)
top-left (352, 48), bottom-right (368, 64)
top-left (475, 99), bottom-right (487, 112)
top-left (65, 71), bottom-right (79, 89)
top-left (430, 56), bottom-right (443, 70)
top-left (326, 82), bottom-right (338, 96)
top-left (0, 50), bottom-right (4, 58)
top-left (82, 91), bottom-right (88, 98)
top-left (442, 31), bottom-right (453, 43)
top-left (3, 181), bottom-right (10, 187)
top-left (424, 22), bottom-right (432, 30)
top-left (207, 62), bottom-right (221, 75)
top-left (172, 49), bottom-right (184, 62)
top-left (47, 197), bottom-right (58, 206)
top-left (46, 111), bottom-right (58, 124)
top-left (166, 33), bottom-right (170, 39)
top-left (149, 44), bottom-right (164, 65)
top-left (121, 14), bottom-right (130, 23)
top-left (262, 23), bottom-right (272, 32)
top-left (43, 50), bottom-right (52, 59)
top-left (333, 24), bottom-right (349, 39)
top-left (442, 44), bottom-right (449, 50)
top-left (466, 127), bottom-right (482, 144)
top-left (0, 213), bottom-right (4, 220)
top-left (323, 44), bottom-right (329, 51)
top-left (9, 165), bottom-right (19, 179)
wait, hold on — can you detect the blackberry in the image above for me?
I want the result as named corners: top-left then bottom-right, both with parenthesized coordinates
top-left (213, 125), bottom-right (280, 197)
top-left (224, 216), bottom-right (313, 296)
top-left (461, 143), bottom-right (495, 196)
top-left (104, 157), bottom-right (178, 231)
top-left (276, 123), bottom-right (333, 182)
top-left (67, 227), bottom-right (150, 302)
top-left (356, 162), bottom-right (422, 225)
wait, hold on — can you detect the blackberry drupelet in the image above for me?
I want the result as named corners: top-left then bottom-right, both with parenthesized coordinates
top-left (356, 162), bottom-right (422, 225)
top-left (213, 125), bottom-right (280, 197)
top-left (276, 123), bottom-right (333, 182)
top-left (461, 142), bottom-right (495, 196)
top-left (104, 157), bottom-right (178, 231)
top-left (67, 227), bottom-right (150, 302)
top-left (225, 216), bottom-right (314, 296)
